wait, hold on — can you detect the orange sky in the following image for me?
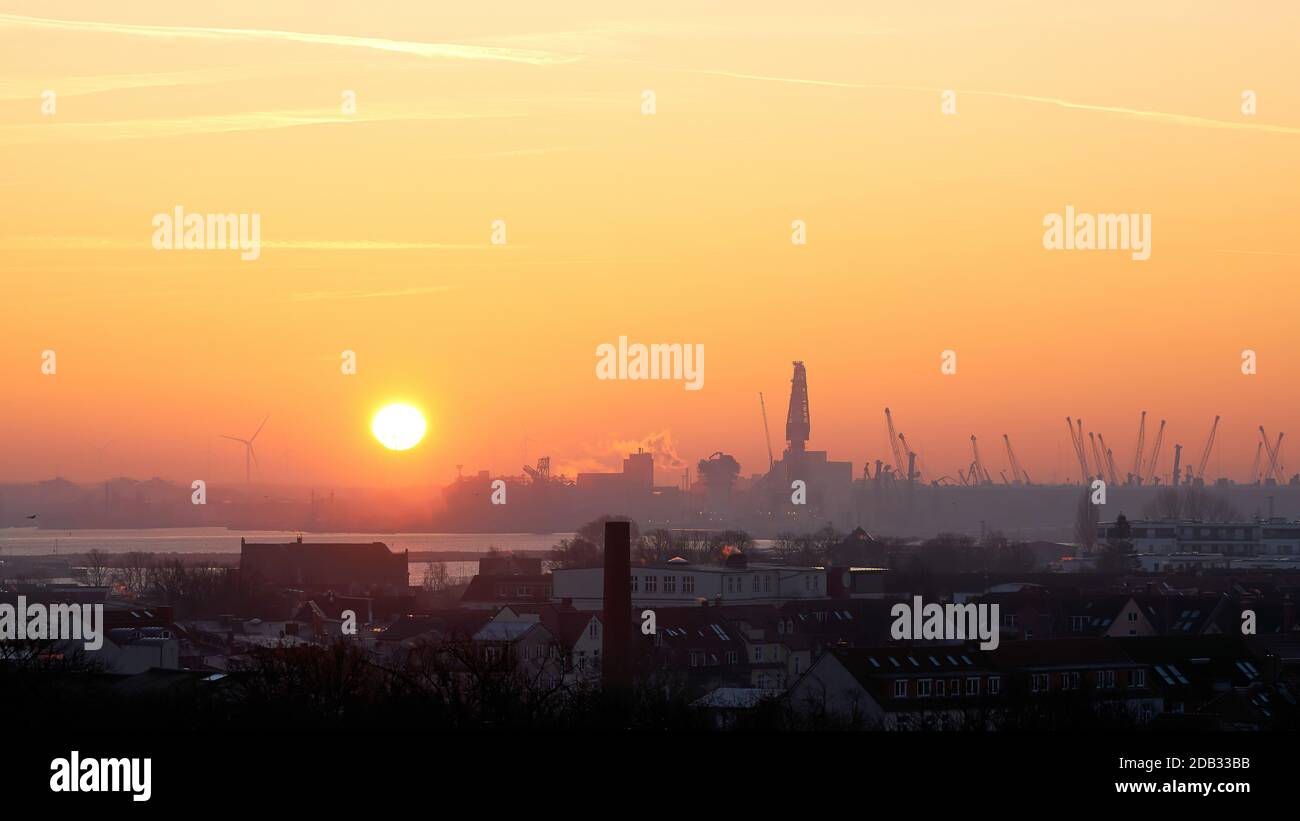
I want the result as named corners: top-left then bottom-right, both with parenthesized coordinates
top-left (1, 2), bottom-right (1298, 488)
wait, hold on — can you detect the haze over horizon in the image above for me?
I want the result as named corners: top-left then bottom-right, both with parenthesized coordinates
top-left (3, 2), bottom-right (1298, 488)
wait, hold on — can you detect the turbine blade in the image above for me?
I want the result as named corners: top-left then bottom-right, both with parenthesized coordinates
top-left (249, 445), bottom-right (260, 468)
top-left (220, 435), bottom-right (249, 444)
top-left (251, 414), bottom-right (269, 442)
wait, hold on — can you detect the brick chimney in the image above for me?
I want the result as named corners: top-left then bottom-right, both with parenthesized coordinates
top-left (602, 521), bottom-right (632, 692)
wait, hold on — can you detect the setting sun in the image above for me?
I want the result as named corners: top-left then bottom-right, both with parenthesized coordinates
top-left (371, 403), bottom-right (426, 451)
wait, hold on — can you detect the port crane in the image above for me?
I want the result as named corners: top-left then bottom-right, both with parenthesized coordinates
top-left (884, 408), bottom-right (907, 478)
top-left (1144, 419), bottom-right (1166, 484)
top-left (970, 435), bottom-right (992, 484)
top-left (1260, 427), bottom-right (1286, 484)
top-left (1194, 415), bottom-right (1220, 483)
top-left (1066, 417), bottom-right (1091, 483)
top-left (1088, 432), bottom-right (1108, 483)
top-left (758, 393), bottom-right (775, 471)
top-left (1097, 433), bottom-right (1120, 486)
top-left (1003, 434), bottom-right (1030, 485)
top-left (1129, 411), bottom-right (1147, 484)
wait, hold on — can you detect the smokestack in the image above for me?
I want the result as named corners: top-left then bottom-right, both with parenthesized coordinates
top-left (602, 520), bottom-right (632, 692)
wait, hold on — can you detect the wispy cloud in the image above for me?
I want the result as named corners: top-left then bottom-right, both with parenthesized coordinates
top-left (0, 103), bottom-right (516, 144)
top-left (0, 13), bottom-right (574, 65)
top-left (0, 61), bottom-right (357, 101)
top-left (288, 284), bottom-right (460, 303)
top-left (661, 67), bottom-right (1300, 136)
top-left (1213, 248), bottom-right (1300, 258)
top-left (0, 237), bottom-right (496, 252)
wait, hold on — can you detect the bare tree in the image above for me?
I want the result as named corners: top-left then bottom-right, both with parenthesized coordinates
top-left (83, 549), bottom-right (111, 587)
top-left (120, 551), bottom-right (157, 598)
top-left (422, 561), bottom-right (450, 592)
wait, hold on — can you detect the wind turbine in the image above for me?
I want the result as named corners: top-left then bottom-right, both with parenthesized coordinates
top-left (222, 415), bottom-right (268, 484)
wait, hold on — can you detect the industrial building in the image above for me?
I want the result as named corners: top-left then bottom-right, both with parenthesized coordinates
top-left (1098, 518), bottom-right (1300, 557)
top-left (239, 536), bottom-right (408, 595)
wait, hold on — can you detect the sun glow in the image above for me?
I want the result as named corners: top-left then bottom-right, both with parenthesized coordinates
top-left (371, 403), bottom-right (426, 451)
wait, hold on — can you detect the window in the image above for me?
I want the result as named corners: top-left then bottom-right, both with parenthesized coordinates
top-left (1059, 673), bottom-right (1070, 689)
top-left (630, 575), bottom-right (638, 592)
top-left (966, 678), bottom-right (978, 696)
top-left (1127, 611), bottom-right (1137, 622)
top-left (1071, 672), bottom-right (1080, 690)
top-left (589, 621), bottom-right (599, 639)
top-left (689, 650), bottom-right (704, 667)
top-left (793, 656), bottom-right (801, 675)
top-left (682, 575), bottom-right (695, 593)
top-left (1132, 669), bottom-right (1146, 688)
top-left (763, 575), bottom-right (772, 593)
top-left (893, 680), bottom-right (907, 698)
top-left (752, 575), bottom-right (760, 592)
top-left (497, 585), bottom-right (510, 596)
top-left (918, 679), bottom-right (932, 697)
top-left (664, 575), bottom-right (676, 593)
top-left (935, 679), bottom-right (945, 696)
top-left (645, 575), bottom-right (657, 593)
top-left (988, 676), bottom-right (1001, 695)
top-left (725, 650), bottom-right (738, 665)
top-left (1003, 613), bottom-right (1017, 629)
top-left (753, 647), bottom-right (763, 662)
top-left (1099, 670), bottom-right (1115, 689)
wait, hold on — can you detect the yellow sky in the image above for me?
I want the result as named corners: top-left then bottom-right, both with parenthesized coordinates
top-left (1, 1), bottom-right (1298, 488)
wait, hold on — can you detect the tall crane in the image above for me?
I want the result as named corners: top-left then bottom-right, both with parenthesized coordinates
top-left (1066, 417), bottom-right (1091, 483)
top-left (1250, 442), bottom-right (1263, 483)
top-left (1130, 411), bottom-right (1147, 484)
top-left (1194, 415), bottom-right (1220, 482)
top-left (884, 408), bottom-right (907, 477)
top-left (1088, 432), bottom-right (1107, 482)
top-left (970, 435), bottom-right (991, 484)
top-left (1003, 434), bottom-right (1030, 485)
top-left (1144, 419), bottom-right (1166, 484)
top-left (1260, 427), bottom-right (1286, 483)
top-left (757, 392), bottom-right (775, 471)
top-left (1097, 433), bottom-right (1120, 486)
top-left (898, 433), bottom-right (924, 483)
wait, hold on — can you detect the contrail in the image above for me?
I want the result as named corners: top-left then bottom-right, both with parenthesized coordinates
top-left (662, 67), bottom-right (1300, 136)
top-left (0, 13), bottom-right (573, 65)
